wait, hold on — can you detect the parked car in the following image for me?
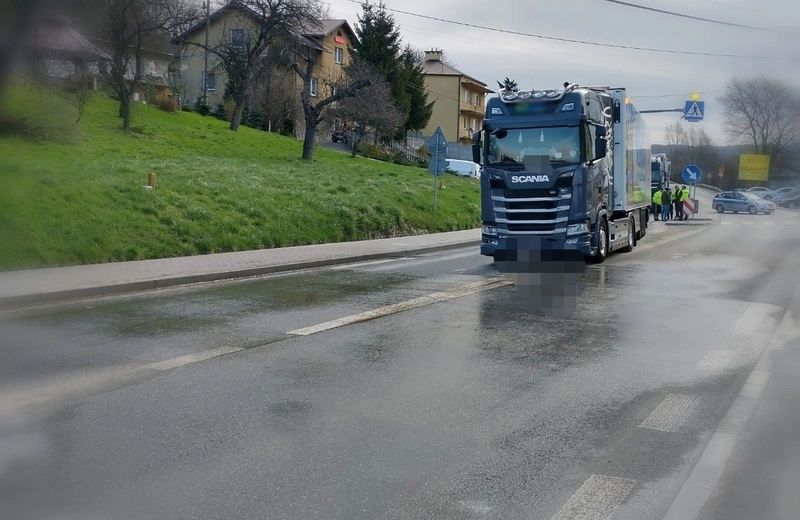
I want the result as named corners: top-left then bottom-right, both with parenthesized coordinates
top-left (774, 190), bottom-right (800, 208)
top-left (713, 191), bottom-right (776, 214)
top-left (445, 159), bottom-right (480, 178)
top-left (745, 186), bottom-right (777, 200)
top-left (773, 186), bottom-right (799, 197)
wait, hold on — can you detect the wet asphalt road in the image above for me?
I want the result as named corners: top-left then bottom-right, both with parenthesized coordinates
top-left (2, 209), bottom-right (800, 520)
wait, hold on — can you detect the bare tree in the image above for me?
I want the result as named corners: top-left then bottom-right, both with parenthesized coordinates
top-left (102, 0), bottom-right (198, 130)
top-left (665, 121), bottom-right (718, 180)
top-left (718, 76), bottom-right (800, 171)
top-left (331, 64), bottom-right (402, 156)
top-left (287, 48), bottom-right (371, 160)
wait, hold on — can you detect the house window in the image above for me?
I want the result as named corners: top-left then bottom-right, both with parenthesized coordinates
top-left (202, 71), bottom-right (216, 92)
top-left (463, 117), bottom-right (468, 129)
top-left (148, 61), bottom-right (156, 74)
top-left (230, 29), bottom-right (245, 49)
top-left (475, 94), bottom-right (481, 106)
top-left (310, 78), bottom-right (318, 97)
top-left (334, 47), bottom-right (344, 64)
top-left (464, 90), bottom-right (471, 103)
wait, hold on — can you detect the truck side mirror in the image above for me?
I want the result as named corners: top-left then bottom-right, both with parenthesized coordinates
top-left (472, 131), bottom-right (482, 164)
top-left (472, 143), bottom-right (481, 165)
top-left (594, 126), bottom-right (607, 159)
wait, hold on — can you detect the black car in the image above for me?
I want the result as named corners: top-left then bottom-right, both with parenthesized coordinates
top-left (776, 191), bottom-right (800, 208)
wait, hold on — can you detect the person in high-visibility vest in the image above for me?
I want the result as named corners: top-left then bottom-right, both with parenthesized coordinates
top-left (652, 190), bottom-right (662, 220)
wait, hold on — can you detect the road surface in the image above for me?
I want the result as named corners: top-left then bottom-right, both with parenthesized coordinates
top-left (2, 210), bottom-right (799, 520)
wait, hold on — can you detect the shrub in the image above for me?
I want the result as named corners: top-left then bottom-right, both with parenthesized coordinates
top-left (158, 97), bottom-right (178, 113)
top-left (194, 96), bottom-right (210, 116)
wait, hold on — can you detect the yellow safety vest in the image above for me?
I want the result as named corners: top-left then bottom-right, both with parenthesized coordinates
top-left (680, 189), bottom-right (690, 202)
top-left (653, 191), bottom-right (662, 204)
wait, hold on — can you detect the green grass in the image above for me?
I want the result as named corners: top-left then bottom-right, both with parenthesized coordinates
top-left (0, 87), bottom-right (480, 270)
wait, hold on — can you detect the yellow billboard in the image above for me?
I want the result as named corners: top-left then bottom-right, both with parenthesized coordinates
top-left (739, 154), bottom-right (770, 181)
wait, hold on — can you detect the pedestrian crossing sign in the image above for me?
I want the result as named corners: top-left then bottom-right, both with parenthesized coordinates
top-left (683, 100), bottom-right (705, 122)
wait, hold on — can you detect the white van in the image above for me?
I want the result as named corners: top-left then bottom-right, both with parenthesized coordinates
top-left (445, 159), bottom-right (480, 178)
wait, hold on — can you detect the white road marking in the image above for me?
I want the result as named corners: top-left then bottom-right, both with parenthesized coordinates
top-left (287, 279), bottom-right (511, 336)
top-left (762, 220), bottom-right (776, 226)
top-left (696, 350), bottom-right (735, 372)
top-left (730, 303), bottom-right (773, 337)
top-left (550, 474), bottom-right (636, 520)
top-left (145, 346), bottom-right (244, 370)
top-left (720, 221), bottom-right (733, 226)
top-left (670, 252), bottom-right (689, 259)
top-left (639, 394), bottom-right (701, 433)
top-left (741, 221), bottom-right (754, 226)
top-left (453, 268), bottom-right (468, 273)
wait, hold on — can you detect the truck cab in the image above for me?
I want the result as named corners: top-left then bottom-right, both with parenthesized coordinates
top-left (474, 83), bottom-right (650, 263)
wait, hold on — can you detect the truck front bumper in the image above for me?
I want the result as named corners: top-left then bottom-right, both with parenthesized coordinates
top-left (481, 233), bottom-right (592, 258)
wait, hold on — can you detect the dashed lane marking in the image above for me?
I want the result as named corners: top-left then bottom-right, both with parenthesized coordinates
top-left (696, 350), bottom-right (735, 372)
top-left (730, 303), bottom-right (774, 337)
top-left (287, 279), bottom-right (511, 336)
top-left (550, 474), bottom-right (636, 520)
top-left (639, 394), bottom-right (701, 433)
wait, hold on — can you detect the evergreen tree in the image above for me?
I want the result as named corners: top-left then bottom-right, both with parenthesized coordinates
top-left (399, 46), bottom-right (434, 139)
top-left (351, 1), bottom-right (409, 138)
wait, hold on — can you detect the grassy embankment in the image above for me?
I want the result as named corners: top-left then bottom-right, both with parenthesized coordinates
top-left (0, 87), bottom-right (480, 270)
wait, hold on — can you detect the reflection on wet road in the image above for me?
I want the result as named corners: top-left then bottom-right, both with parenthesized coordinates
top-left (2, 212), bottom-right (800, 520)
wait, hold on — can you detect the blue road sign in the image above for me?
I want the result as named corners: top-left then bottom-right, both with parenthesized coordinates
top-left (427, 127), bottom-right (448, 157)
top-left (428, 155), bottom-right (448, 177)
top-left (683, 100), bottom-right (705, 122)
top-left (682, 164), bottom-right (701, 184)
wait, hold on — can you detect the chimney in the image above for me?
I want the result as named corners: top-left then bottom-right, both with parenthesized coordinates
top-left (424, 49), bottom-right (442, 62)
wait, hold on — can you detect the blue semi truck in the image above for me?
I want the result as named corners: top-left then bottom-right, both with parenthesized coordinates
top-left (472, 83), bottom-right (652, 263)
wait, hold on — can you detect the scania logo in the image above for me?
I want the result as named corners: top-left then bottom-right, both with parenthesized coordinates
top-left (511, 175), bottom-right (550, 183)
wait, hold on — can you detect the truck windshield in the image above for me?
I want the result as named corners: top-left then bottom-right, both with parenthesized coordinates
top-left (486, 126), bottom-right (581, 167)
top-left (651, 163), bottom-right (662, 182)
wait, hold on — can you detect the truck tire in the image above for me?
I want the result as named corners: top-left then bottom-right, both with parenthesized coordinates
top-left (620, 217), bottom-right (635, 253)
top-left (587, 218), bottom-right (608, 264)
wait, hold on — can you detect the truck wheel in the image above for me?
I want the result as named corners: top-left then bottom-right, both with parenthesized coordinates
top-left (620, 217), bottom-right (635, 253)
top-left (587, 218), bottom-right (608, 264)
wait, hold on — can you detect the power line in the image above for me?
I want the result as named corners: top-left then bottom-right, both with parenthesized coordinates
top-left (597, 0), bottom-right (769, 31)
top-left (696, 0), bottom-right (760, 12)
top-left (342, 0), bottom-right (768, 59)
top-left (636, 90), bottom-right (724, 98)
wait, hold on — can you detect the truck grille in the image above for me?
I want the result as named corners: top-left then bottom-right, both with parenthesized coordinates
top-left (491, 182), bottom-right (571, 235)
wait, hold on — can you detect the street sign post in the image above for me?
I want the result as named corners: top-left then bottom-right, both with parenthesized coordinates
top-left (682, 165), bottom-right (701, 184)
top-left (683, 100), bottom-right (705, 122)
top-left (427, 127), bottom-right (449, 211)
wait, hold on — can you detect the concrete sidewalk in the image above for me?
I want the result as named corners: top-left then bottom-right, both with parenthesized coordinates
top-left (0, 229), bottom-right (481, 308)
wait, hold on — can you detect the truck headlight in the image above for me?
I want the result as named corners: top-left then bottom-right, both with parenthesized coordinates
top-left (566, 220), bottom-right (590, 236)
top-left (482, 225), bottom-right (497, 235)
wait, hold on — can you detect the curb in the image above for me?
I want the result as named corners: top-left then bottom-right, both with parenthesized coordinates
top-left (0, 239), bottom-right (480, 309)
top-left (662, 284), bottom-right (800, 520)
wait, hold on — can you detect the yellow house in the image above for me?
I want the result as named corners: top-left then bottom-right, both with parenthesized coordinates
top-left (420, 49), bottom-right (493, 145)
top-left (174, 1), bottom-right (357, 135)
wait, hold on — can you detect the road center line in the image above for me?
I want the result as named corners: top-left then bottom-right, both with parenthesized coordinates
top-left (145, 346), bottom-right (244, 370)
top-left (550, 474), bottom-right (636, 520)
top-left (287, 279), bottom-right (511, 336)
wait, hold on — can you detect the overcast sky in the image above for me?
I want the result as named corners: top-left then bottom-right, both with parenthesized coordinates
top-left (322, 0), bottom-right (800, 145)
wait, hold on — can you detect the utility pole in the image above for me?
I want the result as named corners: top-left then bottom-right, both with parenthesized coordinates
top-left (203, 0), bottom-right (210, 106)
